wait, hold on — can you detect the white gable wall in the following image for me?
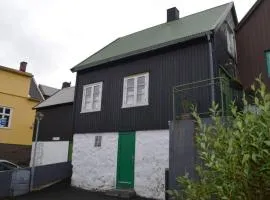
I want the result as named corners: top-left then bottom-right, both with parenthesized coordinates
top-left (30, 141), bottom-right (69, 166)
top-left (135, 130), bottom-right (169, 199)
top-left (71, 130), bottom-right (169, 200)
top-left (71, 133), bottom-right (118, 190)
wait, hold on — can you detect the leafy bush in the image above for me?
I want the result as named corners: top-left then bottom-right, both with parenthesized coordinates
top-left (169, 78), bottom-right (270, 200)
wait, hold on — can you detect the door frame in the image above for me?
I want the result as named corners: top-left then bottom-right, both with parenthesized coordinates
top-left (116, 131), bottom-right (136, 189)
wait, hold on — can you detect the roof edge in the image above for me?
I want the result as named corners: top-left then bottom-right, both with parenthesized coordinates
top-left (32, 78), bottom-right (45, 101)
top-left (35, 101), bottom-right (74, 109)
top-left (72, 31), bottom-right (213, 72)
top-left (0, 65), bottom-right (33, 77)
top-left (33, 88), bottom-right (62, 109)
top-left (71, 38), bottom-right (120, 72)
top-left (212, 2), bottom-right (235, 30)
top-left (33, 87), bottom-right (75, 109)
top-left (236, 0), bottom-right (263, 31)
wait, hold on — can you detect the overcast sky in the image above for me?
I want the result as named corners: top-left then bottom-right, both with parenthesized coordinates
top-left (0, 0), bottom-right (256, 88)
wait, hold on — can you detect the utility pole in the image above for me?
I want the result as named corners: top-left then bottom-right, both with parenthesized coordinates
top-left (30, 112), bottom-right (44, 191)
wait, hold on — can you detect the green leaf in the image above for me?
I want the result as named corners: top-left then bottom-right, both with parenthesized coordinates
top-left (264, 141), bottom-right (270, 147)
top-left (242, 154), bottom-right (250, 164)
top-left (251, 153), bottom-right (257, 163)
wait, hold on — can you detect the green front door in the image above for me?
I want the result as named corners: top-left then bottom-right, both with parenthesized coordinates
top-left (116, 132), bottom-right (135, 189)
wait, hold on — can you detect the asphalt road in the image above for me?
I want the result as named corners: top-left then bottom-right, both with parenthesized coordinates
top-left (14, 184), bottom-right (152, 200)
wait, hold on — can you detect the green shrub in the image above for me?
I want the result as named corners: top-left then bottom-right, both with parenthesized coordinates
top-left (168, 78), bottom-right (270, 200)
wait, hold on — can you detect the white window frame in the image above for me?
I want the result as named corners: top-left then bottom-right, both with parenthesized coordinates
top-left (0, 106), bottom-right (13, 129)
top-left (226, 24), bottom-right (236, 57)
top-left (81, 82), bottom-right (103, 113)
top-left (122, 72), bottom-right (149, 108)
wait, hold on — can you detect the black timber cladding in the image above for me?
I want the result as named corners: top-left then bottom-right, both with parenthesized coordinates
top-left (33, 104), bottom-right (73, 141)
top-left (74, 38), bottom-right (211, 133)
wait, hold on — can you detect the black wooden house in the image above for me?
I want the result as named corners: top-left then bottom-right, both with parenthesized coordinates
top-left (70, 3), bottom-right (238, 199)
top-left (30, 85), bottom-right (74, 167)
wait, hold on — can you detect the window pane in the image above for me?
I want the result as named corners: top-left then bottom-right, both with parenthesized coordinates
top-left (5, 108), bottom-right (10, 114)
top-left (84, 87), bottom-right (92, 110)
top-left (0, 108), bottom-right (3, 113)
top-left (93, 101), bottom-right (99, 110)
top-left (93, 85), bottom-right (100, 101)
top-left (137, 84), bottom-right (145, 94)
top-left (85, 87), bottom-right (92, 97)
top-left (137, 94), bottom-right (144, 103)
top-left (127, 78), bottom-right (134, 88)
top-left (127, 86), bottom-right (134, 95)
top-left (0, 116), bottom-right (8, 127)
top-left (266, 51), bottom-right (270, 77)
top-left (93, 85), bottom-right (100, 95)
top-left (127, 95), bottom-right (134, 105)
top-left (137, 76), bottom-right (145, 85)
top-left (4, 116), bottom-right (9, 126)
top-left (126, 78), bottom-right (135, 105)
top-left (85, 101), bottom-right (91, 110)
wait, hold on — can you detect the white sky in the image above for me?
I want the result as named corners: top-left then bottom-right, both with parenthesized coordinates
top-left (0, 0), bottom-right (256, 88)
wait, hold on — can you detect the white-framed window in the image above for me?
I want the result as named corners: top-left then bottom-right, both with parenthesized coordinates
top-left (226, 25), bottom-right (236, 57)
top-left (0, 106), bottom-right (12, 128)
top-left (94, 136), bottom-right (102, 147)
top-left (81, 82), bottom-right (103, 113)
top-left (122, 72), bottom-right (149, 108)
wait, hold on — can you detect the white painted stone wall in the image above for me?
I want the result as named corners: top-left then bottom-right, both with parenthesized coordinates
top-left (71, 133), bottom-right (118, 190)
top-left (135, 130), bottom-right (169, 200)
top-left (30, 141), bottom-right (69, 166)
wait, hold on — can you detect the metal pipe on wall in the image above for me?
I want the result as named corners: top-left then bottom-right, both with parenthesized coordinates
top-left (207, 33), bottom-right (215, 103)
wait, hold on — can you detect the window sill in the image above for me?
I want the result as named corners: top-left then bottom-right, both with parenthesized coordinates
top-left (0, 127), bottom-right (11, 129)
top-left (122, 103), bottom-right (149, 109)
top-left (80, 109), bottom-right (101, 114)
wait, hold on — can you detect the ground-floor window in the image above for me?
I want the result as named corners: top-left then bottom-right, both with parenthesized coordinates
top-left (0, 106), bottom-right (12, 128)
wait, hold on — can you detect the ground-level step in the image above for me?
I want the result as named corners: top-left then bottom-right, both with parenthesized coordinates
top-left (105, 189), bottom-right (136, 199)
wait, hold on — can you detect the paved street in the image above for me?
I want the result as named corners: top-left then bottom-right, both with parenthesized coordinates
top-left (14, 183), bottom-right (152, 200)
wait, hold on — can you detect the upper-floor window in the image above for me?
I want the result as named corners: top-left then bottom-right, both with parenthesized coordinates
top-left (0, 106), bottom-right (12, 128)
top-left (226, 25), bottom-right (236, 57)
top-left (265, 50), bottom-right (270, 77)
top-left (81, 82), bottom-right (103, 113)
top-left (122, 72), bottom-right (149, 108)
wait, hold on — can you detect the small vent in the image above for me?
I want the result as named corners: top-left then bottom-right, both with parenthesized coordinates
top-left (94, 136), bottom-right (102, 147)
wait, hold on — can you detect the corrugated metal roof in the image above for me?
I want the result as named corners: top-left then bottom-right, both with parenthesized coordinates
top-left (71, 2), bottom-right (233, 72)
top-left (35, 87), bottom-right (74, 109)
top-left (39, 84), bottom-right (59, 97)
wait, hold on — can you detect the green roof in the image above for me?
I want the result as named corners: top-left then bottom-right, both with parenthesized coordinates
top-left (71, 2), bottom-right (234, 72)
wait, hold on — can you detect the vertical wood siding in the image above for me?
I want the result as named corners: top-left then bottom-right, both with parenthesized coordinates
top-left (34, 104), bottom-right (73, 141)
top-left (74, 38), bottom-right (210, 133)
top-left (236, 0), bottom-right (270, 88)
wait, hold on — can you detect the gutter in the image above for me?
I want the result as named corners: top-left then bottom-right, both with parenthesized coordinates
top-left (207, 33), bottom-right (215, 103)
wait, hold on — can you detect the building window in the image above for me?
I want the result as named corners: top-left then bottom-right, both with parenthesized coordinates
top-left (81, 82), bottom-right (103, 113)
top-left (94, 136), bottom-right (102, 147)
top-left (265, 51), bottom-right (270, 77)
top-left (0, 106), bottom-right (12, 128)
top-left (226, 25), bottom-right (236, 57)
top-left (122, 72), bottom-right (149, 108)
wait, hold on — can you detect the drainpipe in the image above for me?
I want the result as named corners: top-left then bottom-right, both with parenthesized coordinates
top-left (207, 33), bottom-right (215, 103)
